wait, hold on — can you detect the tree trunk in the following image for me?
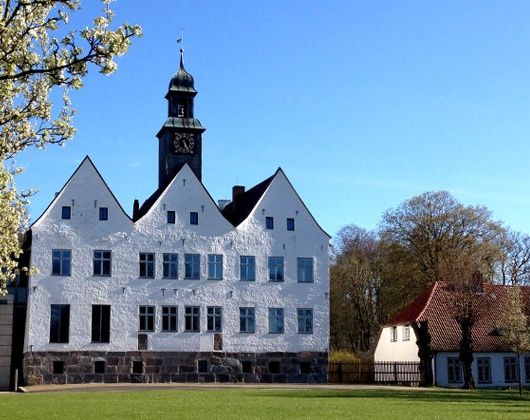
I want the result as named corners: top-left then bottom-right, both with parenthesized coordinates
top-left (459, 320), bottom-right (476, 390)
top-left (413, 321), bottom-right (433, 387)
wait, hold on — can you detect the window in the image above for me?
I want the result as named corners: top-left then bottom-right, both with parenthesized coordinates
top-left (242, 361), bottom-right (252, 373)
top-left (91, 305), bottom-right (110, 343)
top-left (268, 361), bottom-right (280, 373)
top-left (190, 212), bottom-right (199, 225)
top-left (207, 306), bottom-right (222, 332)
top-left (94, 361), bottom-right (106, 374)
top-left (297, 258), bottom-right (314, 283)
top-left (185, 306), bottom-right (200, 332)
top-left (240, 256), bottom-right (256, 281)
top-left (162, 306), bottom-right (178, 332)
top-left (268, 257), bottom-right (284, 282)
top-left (297, 308), bottom-right (313, 334)
top-left (53, 361), bottom-right (64, 374)
top-left (198, 360), bottom-right (208, 373)
top-left (447, 357), bottom-right (462, 383)
top-left (139, 306), bottom-right (155, 332)
top-left (239, 307), bottom-right (255, 333)
top-left (139, 253), bottom-right (155, 278)
top-left (163, 253), bottom-right (178, 279)
top-left (208, 254), bottom-right (223, 280)
top-left (286, 218), bottom-right (295, 231)
top-left (504, 356), bottom-right (518, 383)
top-left (403, 325), bottom-right (410, 341)
top-left (132, 361), bottom-right (143, 374)
top-left (52, 249), bottom-right (71, 276)
top-left (99, 207), bottom-right (108, 221)
top-left (93, 250), bottom-right (111, 277)
top-left (185, 254), bottom-right (200, 279)
top-left (477, 357), bottom-right (492, 384)
top-left (268, 308), bottom-right (284, 334)
top-left (265, 217), bottom-right (274, 229)
top-left (50, 304), bottom-right (70, 343)
top-left (61, 206), bottom-right (71, 220)
top-left (390, 326), bottom-right (398, 342)
top-left (167, 210), bottom-right (176, 224)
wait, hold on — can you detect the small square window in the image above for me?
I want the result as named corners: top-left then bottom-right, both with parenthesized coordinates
top-left (99, 207), bottom-right (108, 221)
top-left (61, 206), bottom-right (71, 220)
top-left (132, 361), bottom-right (143, 374)
top-left (94, 361), bottom-right (106, 374)
top-left (190, 212), bottom-right (199, 225)
top-left (198, 360), bottom-right (208, 373)
top-left (287, 218), bottom-right (295, 231)
top-left (265, 217), bottom-right (274, 229)
top-left (52, 361), bottom-right (64, 374)
top-left (167, 210), bottom-right (176, 224)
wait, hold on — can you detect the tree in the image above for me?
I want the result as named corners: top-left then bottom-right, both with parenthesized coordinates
top-left (496, 229), bottom-right (530, 285)
top-left (330, 225), bottom-right (380, 353)
top-left (0, 0), bottom-right (141, 293)
top-left (500, 286), bottom-right (530, 395)
top-left (378, 191), bottom-right (504, 318)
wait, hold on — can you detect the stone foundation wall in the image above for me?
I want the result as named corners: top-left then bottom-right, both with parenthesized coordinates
top-left (23, 351), bottom-right (328, 386)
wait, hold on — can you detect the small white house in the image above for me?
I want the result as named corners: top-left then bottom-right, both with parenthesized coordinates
top-left (22, 51), bottom-right (330, 385)
top-left (374, 281), bottom-right (530, 388)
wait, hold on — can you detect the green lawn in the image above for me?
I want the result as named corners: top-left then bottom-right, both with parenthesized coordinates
top-left (1, 388), bottom-right (529, 419)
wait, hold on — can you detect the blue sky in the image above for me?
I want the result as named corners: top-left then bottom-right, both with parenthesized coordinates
top-left (15, 1), bottom-right (530, 238)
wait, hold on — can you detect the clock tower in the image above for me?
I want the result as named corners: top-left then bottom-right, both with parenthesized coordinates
top-left (157, 49), bottom-right (205, 187)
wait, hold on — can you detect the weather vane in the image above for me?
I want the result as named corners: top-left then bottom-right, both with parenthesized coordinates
top-left (177, 28), bottom-right (185, 52)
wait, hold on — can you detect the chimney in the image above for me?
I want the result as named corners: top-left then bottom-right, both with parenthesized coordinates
top-left (232, 186), bottom-right (245, 201)
top-left (133, 199), bottom-right (140, 221)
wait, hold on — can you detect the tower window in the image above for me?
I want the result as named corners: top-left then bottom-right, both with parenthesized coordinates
top-left (177, 103), bottom-right (186, 117)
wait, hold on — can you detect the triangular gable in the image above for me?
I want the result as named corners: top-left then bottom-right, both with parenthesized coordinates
top-left (31, 156), bottom-right (132, 229)
top-left (135, 163), bottom-right (234, 234)
top-left (223, 168), bottom-right (329, 238)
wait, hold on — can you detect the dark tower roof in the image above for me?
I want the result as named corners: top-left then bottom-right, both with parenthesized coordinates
top-left (168, 49), bottom-right (197, 94)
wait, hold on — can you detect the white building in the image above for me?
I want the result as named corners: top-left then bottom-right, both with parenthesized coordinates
top-left (22, 51), bottom-right (330, 385)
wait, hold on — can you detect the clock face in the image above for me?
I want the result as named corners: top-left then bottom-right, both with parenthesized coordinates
top-left (174, 133), bottom-right (195, 154)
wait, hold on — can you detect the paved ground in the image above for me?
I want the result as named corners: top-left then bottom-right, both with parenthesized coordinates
top-left (17, 382), bottom-right (446, 394)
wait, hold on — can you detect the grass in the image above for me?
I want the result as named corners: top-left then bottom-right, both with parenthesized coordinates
top-left (1, 387), bottom-right (529, 419)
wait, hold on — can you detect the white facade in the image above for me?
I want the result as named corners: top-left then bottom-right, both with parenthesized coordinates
top-left (23, 158), bottom-right (330, 381)
top-left (374, 325), bottom-right (420, 363)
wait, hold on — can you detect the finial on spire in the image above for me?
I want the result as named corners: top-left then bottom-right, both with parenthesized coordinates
top-left (177, 28), bottom-right (185, 69)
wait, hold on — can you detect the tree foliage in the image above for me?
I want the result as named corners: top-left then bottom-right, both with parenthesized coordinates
top-left (0, 0), bottom-right (141, 293)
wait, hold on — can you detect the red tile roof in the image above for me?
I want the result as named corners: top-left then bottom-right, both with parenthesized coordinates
top-left (384, 281), bottom-right (530, 352)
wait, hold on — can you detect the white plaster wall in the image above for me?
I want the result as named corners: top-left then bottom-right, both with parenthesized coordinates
top-left (374, 325), bottom-right (420, 363)
top-left (434, 352), bottom-right (530, 388)
top-left (24, 161), bottom-right (330, 355)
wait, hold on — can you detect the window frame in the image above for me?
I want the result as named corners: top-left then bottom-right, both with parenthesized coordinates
top-left (167, 210), bottom-right (176, 224)
top-left (52, 249), bottom-right (71, 276)
top-left (286, 218), bottom-right (295, 231)
top-left (93, 250), bottom-right (111, 277)
top-left (265, 216), bottom-right (274, 230)
top-left (268, 308), bottom-right (284, 334)
top-left (208, 254), bottom-right (223, 280)
top-left (138, 305), bottom-right (155, 332)
top-left (162, 305), bottom-right (178, 332)
top-left (50, 304), bottom-right (70, 343)
top-left (139, 252), bottom-right (155, 278)
top-left (504, 356), bottom-right (518, 383)
top-left (190, 211), bottom-right (199, 225)
top-left (447, 357), bottom-right (462, 383)
top-left (61, 206), bottom-right (71, 220)
top-left (239, 307), bottom-right (255, 333)
top-left (390, 326), bottom-right (398, 342)
top-left (240, 255), bottom-right (256, 281)
top-left (184, 253), bottom-right (200, 279)
top-left (297, 257), bottom-right (314, 283)
top-left (162, 253), bottom-right (178, 279)
top-left (99, 207), bottom-right (108, 221)
top-left (207, 306), bottom-right (222, 332)
top-left (297, 308), bottom-right (313, 334)
top-left (185, 306), bottom-right (200, 332)
top-left (91, 305), bottom-right (110, 343)
top-left (268, 256), bottom-right (284, 282)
